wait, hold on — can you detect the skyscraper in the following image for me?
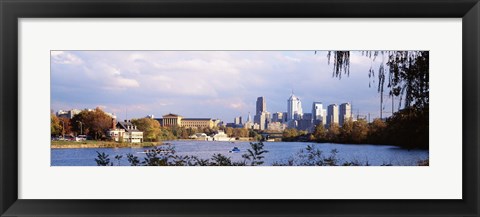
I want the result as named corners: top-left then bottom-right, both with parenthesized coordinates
top-left (312, 102), bottom-right (324, 121)
top-left (254, 96), bottom-right (269, 130)
top-left (256, 96), bottom-right (266, 115)
top-left (327, 104), bottom-right (339, 127)
top-left (339, 103), bottom-right (352, 126)
top-left (287, 93), bottom-right (303, 121)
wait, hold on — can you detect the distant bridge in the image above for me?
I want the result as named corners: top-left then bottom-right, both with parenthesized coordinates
top-left (260, 132), bottom-right (283, 139)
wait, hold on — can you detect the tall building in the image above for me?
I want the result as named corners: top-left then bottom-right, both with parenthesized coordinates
top-left (272, 112), bottom-right (284, 123)
top-left (256, 96), bottom-right (266, 115)
top-left (326, 104), bottom-right (339, 127)
top-left (254, 112), bottom-right (269, 130)
top-left (234, 116), bottom-right (243, 125)
top-left (339, 103), bottom-right (352, 126)
top-left (312, 102), bottom-right (323, 121)
top-left (254, 96), bottom-right (270, 130)
top-left (287, 93), bottom-right (303, 121)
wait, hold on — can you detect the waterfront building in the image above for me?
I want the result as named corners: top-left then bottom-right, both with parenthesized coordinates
top-left (287, 93), bottom-right (303, 121)
top-left (326, 104), bottom-right (339, 127)
top-left (156, 113), bottom-right (218, 129)
top-left (189, 133), bottom-right (209, 140)
top-left (108, 120), bottom-right (143, 143)
top-left (207, 130), bottom-right (235, 141)
top-left (339, 103), bottom-right (352, 126)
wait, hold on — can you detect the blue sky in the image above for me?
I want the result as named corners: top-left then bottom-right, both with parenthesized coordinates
top-left (51, 51), bottom-right (397, 122)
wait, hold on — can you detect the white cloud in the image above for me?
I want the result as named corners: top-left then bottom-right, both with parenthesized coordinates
top-left (51, 50), bottom-right (387, 121)
top-left (51, 51), bottom-right (83, 65)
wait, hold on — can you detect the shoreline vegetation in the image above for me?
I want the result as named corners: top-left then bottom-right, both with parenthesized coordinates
top-left (51, 140), bottom-right (160, 149)
top-left (92, 141), bottom-right (429, 166)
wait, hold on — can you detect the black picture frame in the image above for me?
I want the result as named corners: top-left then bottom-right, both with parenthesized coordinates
top-left (1, 0), bottom-right (479, 216)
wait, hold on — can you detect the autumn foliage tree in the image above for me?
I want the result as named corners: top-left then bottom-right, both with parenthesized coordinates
top-left (131, 118), bottom-right (161, 142)
top-left (50, 114), bottom-right (62, 137)
top-left (71, 107), bottom-right (113, 140)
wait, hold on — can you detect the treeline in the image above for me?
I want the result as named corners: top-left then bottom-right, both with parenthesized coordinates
top-left (51, 107), bottom-right (114, 140)
top-left (283, 107), bottom-right (428, 150)
top-left (51, 108), bottom-right (260, 142)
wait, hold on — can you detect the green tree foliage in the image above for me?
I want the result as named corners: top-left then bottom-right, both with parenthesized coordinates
top-left (158, 127), bottom-right (176, 141)
top-left (242, 142), bottom-right (269, 166)
top-left (126, 153), bottom-right (140, 166)
top-left (131, 118), bottom-right (161, 142)
top-left (95, 151), bottom-right (112, 166)
top-left (210, 153), bottom-right (233, 166)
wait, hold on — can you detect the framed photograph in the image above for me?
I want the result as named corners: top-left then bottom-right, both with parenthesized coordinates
top-left (1, 0), bottom-right (478, 216)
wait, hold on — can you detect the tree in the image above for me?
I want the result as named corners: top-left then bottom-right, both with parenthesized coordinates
top-left (242, 142), bottom-right (269, 166)
top-left (325, 51), bottom-right (429, 110)
top-left (50, 114), bottom-right (62, 137)
top-left (368, 118), bottom-right (387, 143)
top-left (327, 123), bottom-right (340, 141)
top-left (282, 128), bottom-right (299, 141)
top-left (71, 107), bottom-right (113, 140)
top-left (312, 124), bottom-right (327, 141)
top-left (95, 152), bottom-right (112, 166)
top-left (340, 119), bottom-right (354, 142)
top-left (210, 153), bottom-right (233, 166)
top-left (351, 119), bottom-right (369, 143)
top-left (225, 127), bottom-right (234, 137)
top-left (158, 127), bottom-right (176, 141)
top-left (324, 51), bottom-right (429, 149)
top-left (131, 118), bottom-right (161, 142)
top-left (58, 116), bottom-right (72, 136)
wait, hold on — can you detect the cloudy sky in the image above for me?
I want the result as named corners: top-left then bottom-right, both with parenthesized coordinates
top-left (51, 50), bottom-right (396, 122)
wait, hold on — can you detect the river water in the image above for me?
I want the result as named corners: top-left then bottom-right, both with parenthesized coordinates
top-left (51, 141), bottom-right (429, 166)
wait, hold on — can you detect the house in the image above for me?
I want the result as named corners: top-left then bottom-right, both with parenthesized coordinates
top-left (108, 120), bottom-right (143, 143)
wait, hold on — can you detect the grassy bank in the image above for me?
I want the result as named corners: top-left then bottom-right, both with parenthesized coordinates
top-left (51, 140), bottom-right (161, 149)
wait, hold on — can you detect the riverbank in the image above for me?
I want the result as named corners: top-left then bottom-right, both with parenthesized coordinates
top-left (51, 140), bottom-right (161, 149)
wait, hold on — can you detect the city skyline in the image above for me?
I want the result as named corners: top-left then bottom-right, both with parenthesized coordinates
top-left (51, 51), bottom-right (398, 122)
